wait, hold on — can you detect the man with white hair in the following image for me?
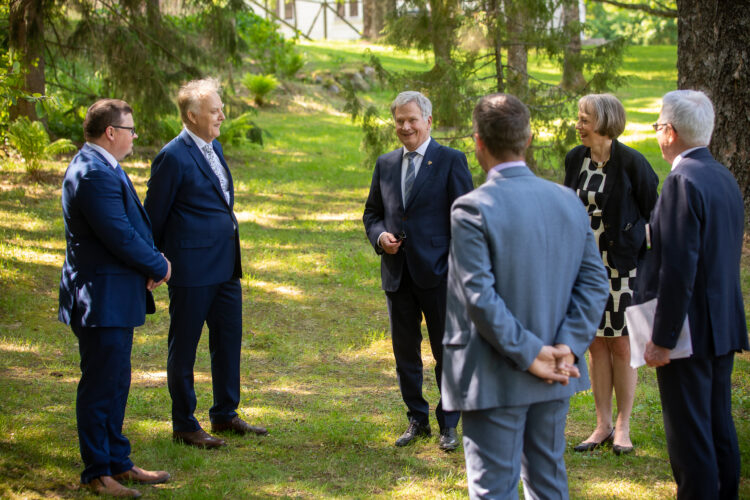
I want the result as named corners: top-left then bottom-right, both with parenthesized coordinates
top-left (145, 78), bottom-right (268, 449)
top-left (637, 89), bottom-right (748, 499)
top-left (363, 91), bottom-right (473, 450)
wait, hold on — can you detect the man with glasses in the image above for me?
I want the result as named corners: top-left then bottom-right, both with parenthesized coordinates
top-left (638, 90), bottom-right (748, 499)
top-left (59, 99), bottom-right (172, 497)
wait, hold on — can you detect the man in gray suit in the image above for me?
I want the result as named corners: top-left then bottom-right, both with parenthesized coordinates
top-left (442, 93), bottom-right (609, 499)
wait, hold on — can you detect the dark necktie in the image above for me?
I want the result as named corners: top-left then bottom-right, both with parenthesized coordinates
top-left (404, 151), bottom-right (417, 203)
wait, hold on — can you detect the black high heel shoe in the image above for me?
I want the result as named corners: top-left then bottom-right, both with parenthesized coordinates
top-left (573, 428), bottom-right (614, 452)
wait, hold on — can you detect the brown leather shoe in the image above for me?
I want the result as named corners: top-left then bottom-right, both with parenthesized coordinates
top-left (85, 476), bottom-right (141, 497)
top-left (211, 416), bottom-right (268, 436)
top-left (113, 465), bottom-right (170, 485)
top-left (173, 428), bottom-right (227, 448)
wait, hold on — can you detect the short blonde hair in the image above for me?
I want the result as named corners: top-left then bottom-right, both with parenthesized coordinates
top-left (177, 77), bottom-right (221, 124)
top-left (578, 93), bottom-right (626, 139)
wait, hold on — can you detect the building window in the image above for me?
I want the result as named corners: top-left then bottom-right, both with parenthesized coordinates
top-left (336, 0), bottom-right (345, 17)
top-left (284, 0), bottom-right (294, 19)
top-left (349, 0), bottom-right (358, 17)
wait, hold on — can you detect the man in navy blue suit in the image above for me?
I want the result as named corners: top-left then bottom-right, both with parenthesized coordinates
top-left (59, 99), bottom-right (172, 497)
top-left (637, 89), bottom-right (749, 499)
top-left (363, 91), bottom-right (474, 451)
top-left (145, 78), bottom-right (267, 449)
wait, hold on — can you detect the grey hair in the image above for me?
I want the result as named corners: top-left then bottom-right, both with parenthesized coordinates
top-left (660, 90), bottom-right (714, 147)
top-left (578, 93), bottom-right (626, 139)
top-left (177, 77), bottom-right (221, 124)
top-left (390, 91), bottom-right (432, 121)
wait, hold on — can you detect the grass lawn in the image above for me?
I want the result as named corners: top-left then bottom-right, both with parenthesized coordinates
top-left (0, 42), bottom-right (748, 499)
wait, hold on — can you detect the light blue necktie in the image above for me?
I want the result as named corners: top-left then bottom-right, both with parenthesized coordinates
top-left (202, 144), bottom-right (231, 204)
top-left (404, 151), bottom-right (417, 204)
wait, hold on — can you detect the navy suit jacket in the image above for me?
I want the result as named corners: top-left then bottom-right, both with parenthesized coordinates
top-left (58, 144), bottom-right (168, 328)
top-left (363, 139), bottom-right (473, 291)
top-left (145, 130), bottom-right (241, 288)
top-left (636, 148), bottom-right (748, 357)
top-left (442, 166), bottom-right (608, 411)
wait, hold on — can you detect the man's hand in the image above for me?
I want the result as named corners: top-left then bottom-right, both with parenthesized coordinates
top-left (379, 232), bottom-right (403, 255)
top-left (147, 255), bottom-right (171, 291)
top-left (528, 345), bottom-right (578, 385)
top-left (644, 341), bottom-right (671, 367)
top-left (553, 343), bottom-right (581, 380)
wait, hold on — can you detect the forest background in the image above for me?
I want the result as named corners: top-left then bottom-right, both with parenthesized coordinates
top-left (1, 0), bottom-right (748, 498)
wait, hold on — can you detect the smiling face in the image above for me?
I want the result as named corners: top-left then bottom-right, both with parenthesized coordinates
top-left (575, 110), bottom-right (608, 148)
top-left (187, 91), bottom-right (225, 143)
top-left (393, 101), bottom-right (432, 151)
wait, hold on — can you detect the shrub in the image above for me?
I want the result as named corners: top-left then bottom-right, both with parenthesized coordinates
top-left (220, 112), bottom-right (263, 149)
top-left (7, 117), bottom-right (76, 178)
top-left (236, 12), bottom-right (304, 78)
top-left (242, 73), bottom-right (279, 107)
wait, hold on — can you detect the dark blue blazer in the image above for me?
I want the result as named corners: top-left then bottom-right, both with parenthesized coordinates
top-left (363, 139), bottom-right (473, 291)
top-left (144, 130), bottom-right (241, 287)
top-left (58, 144), bottom-right (168, 328)
top-left (635, 148), bottom-right (749, 357)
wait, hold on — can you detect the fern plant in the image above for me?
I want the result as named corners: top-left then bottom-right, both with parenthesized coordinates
top-left (7, 117), bottom-right (76, 177)
top-left (241, 73), bottom-right (279, 107)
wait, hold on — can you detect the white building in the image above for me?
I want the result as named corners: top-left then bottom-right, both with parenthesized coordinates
top-left (247, 0), bottom-right (584, 42)
top-left (248, 0), bottom-right (364, 40)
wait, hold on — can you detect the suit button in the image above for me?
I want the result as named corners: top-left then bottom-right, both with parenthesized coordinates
top-left (608, 241), bottom-right (614, 246)
top-left (402, 217), bottom-right (408, 221)
top-left (604, 223), bottom-right (610, 229)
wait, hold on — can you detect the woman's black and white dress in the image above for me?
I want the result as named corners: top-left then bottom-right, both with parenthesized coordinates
top-left (574, 156), bottom-right (635, 337)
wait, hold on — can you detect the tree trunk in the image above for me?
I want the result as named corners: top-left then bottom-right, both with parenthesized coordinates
top-left (428, 0), bottom-right (458, 68)
top-left (504, 0), bottom-right (528, 98)
top-left (561, 0), bottom-right (585, 92)
top-left (364, 0), bottom-right (391, 39)
top-left (677, 0), bottom-right (750, 225)
top-left (9, 0), bottom-right (46, 121)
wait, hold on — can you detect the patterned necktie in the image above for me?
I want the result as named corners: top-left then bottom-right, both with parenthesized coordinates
top-left (404, 151), bottom-right (417, 204)
top-left (202, 143), bottom-right (230, 204)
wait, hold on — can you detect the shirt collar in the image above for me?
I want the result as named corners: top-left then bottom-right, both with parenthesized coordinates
top-left (402, 136), bottom-right (431, 158)
top-left (85, 142), bottom-right (118, 169)
top-left (184, 126), bottom-right (209, 150)
top-left (672, 146), bottom-right (706, 171)
top-left (489, 161), bottom-right (526, 176)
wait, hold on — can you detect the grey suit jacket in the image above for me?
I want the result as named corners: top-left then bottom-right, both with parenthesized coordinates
top-left (442, 166), bottom-right (609, 411)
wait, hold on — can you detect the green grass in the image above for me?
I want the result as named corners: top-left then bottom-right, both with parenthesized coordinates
top-left (0, 42), bottom-right (748, 499)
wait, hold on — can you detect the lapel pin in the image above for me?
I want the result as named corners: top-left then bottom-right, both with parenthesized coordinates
top-left (428, 161), bottom-right (432, 165)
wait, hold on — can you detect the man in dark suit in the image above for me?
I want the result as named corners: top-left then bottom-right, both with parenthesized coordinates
top-left (442, 93), bottom-right (608, 498)
top-left (638, 89), bottom-right (748, 499)
top-left (363, 91), bottom-right (474, 450)
top-left (144, 78), bottom-right (267, 449)
top-left (59, 99), bottom-right (172, 497)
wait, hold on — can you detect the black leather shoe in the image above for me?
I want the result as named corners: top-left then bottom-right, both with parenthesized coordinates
top-left (395, 420), bottom-right (431, 447)
top-left (573, 428), bottom-right (614, 452)
top-left (439, 427), bottom-right (459, 451)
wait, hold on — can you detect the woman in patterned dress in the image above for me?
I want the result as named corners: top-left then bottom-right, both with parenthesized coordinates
top-left (564, 94), bottom-right (659, 455)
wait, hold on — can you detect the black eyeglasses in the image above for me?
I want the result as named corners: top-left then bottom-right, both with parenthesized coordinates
top-left (652, 122), bottom-right (676, 134)
top-left (111, 125), bottom-right (137, 136)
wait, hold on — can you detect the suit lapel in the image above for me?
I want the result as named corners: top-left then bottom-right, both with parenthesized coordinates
top-left (405, 139), bottom-right (439, 209)
top-left (181, 130), bottom-right (232, 209)
top-left (84, 144), bottom-right (151, 223)
top-left (387, 149), bottom-right (406, 212)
